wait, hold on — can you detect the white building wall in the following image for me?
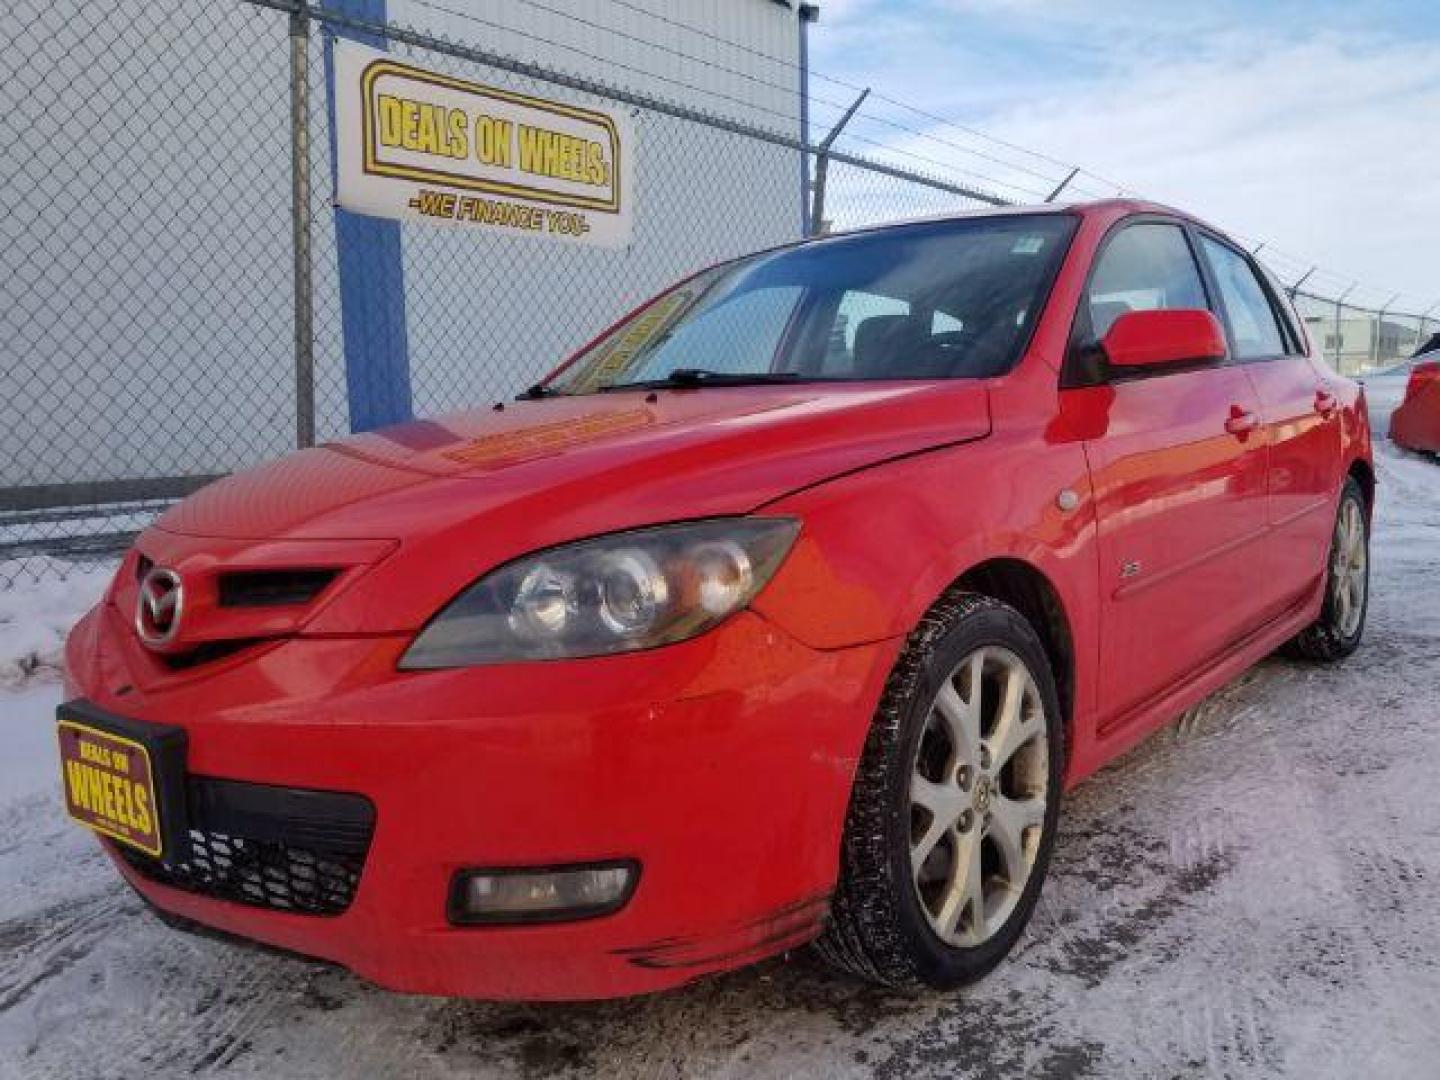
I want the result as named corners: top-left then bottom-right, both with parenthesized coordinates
top-left (1, 0), bottom-right (294, 491)
top-left (392, 0), bottom-right (802, 134)
top-left (2, 0), bottom-right (805, 488)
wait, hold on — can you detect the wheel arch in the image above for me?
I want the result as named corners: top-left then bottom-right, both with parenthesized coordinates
top-left (1347, 457), bottom-right (1375, 521)
top-left (947, 557), bottom-right (1075, 739)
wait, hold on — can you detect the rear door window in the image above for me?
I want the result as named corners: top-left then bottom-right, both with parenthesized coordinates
top-left (1200, 237), bottom-right (1288, 360)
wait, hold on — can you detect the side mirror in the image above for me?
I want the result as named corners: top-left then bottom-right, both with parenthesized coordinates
top-left (1101, 309), bottom-right (1227, 371)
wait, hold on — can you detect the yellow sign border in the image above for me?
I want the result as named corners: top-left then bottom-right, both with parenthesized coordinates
top-left (58, 719), bottom-right (165, 859)
top-left (359, 59), bottom-right (624, 214)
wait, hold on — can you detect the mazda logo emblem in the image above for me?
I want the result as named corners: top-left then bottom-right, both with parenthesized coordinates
top-left (135, 567), bottom-right (184, 648)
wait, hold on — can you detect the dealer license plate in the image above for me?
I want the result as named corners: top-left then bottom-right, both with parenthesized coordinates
top-left (58, 716), bottom-right (166, 857)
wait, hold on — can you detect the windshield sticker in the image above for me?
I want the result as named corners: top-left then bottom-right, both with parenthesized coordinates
top-left (1011, 236), bottom-right (1046, 255)
top-left (567, 289), bottom-right (696, 393)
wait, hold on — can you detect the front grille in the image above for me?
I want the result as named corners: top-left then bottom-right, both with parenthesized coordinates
top-left (218, 568), bottom-right (338, 608)
top-left (120, 830), bottom-right (366, 915)
top-left (118, 777), bottom-right (375, 917)
top-left (156, 639), bottom-right (265, 672)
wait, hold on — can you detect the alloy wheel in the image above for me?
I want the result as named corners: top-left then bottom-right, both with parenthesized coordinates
top-left (1331, 497), bottom-right (1368, 639)
top-left (909, 646), bottom-right (1049, 947)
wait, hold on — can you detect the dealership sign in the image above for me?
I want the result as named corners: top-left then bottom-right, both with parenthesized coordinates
top-left (332, 41), bottom-right (633, 247)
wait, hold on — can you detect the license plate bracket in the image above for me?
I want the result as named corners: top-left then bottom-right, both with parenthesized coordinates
top-left (57, 700), bottom-right (190, 862)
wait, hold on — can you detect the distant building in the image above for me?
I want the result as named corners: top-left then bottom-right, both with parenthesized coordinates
top-left (1303, 314), bottom-right (1418, 373)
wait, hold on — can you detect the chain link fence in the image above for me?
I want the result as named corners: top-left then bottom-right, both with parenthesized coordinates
top-left (1, 0), bottom-right (1427, 586)
top-left (1291, 290), bottom-right (1435, 377)
top-left (1, 0), bottom-right (295, 583)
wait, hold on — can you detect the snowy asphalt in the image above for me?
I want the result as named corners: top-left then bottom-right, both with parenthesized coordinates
top-left (1, 426), bottom-right (1436, 1079)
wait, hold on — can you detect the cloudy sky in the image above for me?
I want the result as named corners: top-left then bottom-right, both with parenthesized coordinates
top-left (807, 0), bottom-right (1439, 311)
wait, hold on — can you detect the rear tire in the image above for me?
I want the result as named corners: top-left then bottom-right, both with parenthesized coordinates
top-left (1284, 476), bottom-right (1369, 662)
top-left (815, 592), bottom-right (1064, 990)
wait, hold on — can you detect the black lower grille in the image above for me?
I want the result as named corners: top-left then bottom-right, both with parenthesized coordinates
top-left (118, 777), bottom-right (375, 917)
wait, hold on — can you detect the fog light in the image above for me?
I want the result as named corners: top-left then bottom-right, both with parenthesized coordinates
top-left (448, 861), bottom-right (638, 925)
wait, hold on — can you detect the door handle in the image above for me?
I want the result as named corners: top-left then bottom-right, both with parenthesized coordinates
top-left (1225, 404), bottom-right (1259, 438)
top-left (1315, 389), bottom-right (1339, 418)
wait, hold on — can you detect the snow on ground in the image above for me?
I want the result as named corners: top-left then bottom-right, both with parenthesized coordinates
top-left (0, 560), bottom-right (114, 688)
top-left (2, 437), bottom-right (1438, 1080)
top-left (1364, 370), bottom-right (1409, 439)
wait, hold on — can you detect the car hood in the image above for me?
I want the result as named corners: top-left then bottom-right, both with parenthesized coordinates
top-left (145, 382), bottom-right (989, 634)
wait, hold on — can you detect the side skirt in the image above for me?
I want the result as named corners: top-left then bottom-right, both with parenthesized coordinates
top-left (1065, 581), bottom-right (1324, 786)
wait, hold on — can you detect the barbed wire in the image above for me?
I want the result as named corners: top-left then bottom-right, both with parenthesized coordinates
top-left (405, 0), bottom-right (1427, 308)
top-left (403, 0), bottom-right (1053, 203)
top-left (412, 0), bottom-right (851, 125)
top-left (457, 0), bottom-right (1430, 309)
top-left (546, 0), bottom-right (1130, 198)
top-left (383, 0), bottom-right (820, 137)
top-left (492, 0), bottom-right (1114, 201)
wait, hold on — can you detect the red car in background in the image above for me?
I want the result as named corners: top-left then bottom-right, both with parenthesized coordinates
top-left (60, 200), bottom-right (1373, 1000)
top-left (1390, 352), bottom-right (1440, 454)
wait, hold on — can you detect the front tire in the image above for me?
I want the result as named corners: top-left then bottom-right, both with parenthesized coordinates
top-left (815, 593), bottom-right (1064, 990)
top-left (1285, 476), bottom-right (1370, 662)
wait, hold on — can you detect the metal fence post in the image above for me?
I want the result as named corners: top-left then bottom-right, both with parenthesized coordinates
top-left (797, 4), bottom-right (816, 237)
top-left (809, 87), bottom-right (869, 237)
top-left (1044, 168), bottom-right (1079, 203)
top-left (1334, 285), bottom-right (1355, 372)
top-left (1414, 303), bottom-right (1437, 357)
top-left (1332, 297), bottom-right (1342, 371)
top-left (1287, 266), bottom-right (1317, 300)
top-left (1371, 292), bottom-right (1399, 372)
top-left (289, 2), bottom-right (316, 449)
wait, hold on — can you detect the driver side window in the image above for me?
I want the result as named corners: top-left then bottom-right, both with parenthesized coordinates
top-left (1086, 223), bottom-right (1209, 338)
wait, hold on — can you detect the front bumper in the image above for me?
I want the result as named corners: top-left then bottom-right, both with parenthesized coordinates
top-left (65, 600), bottom-right (898, 1000)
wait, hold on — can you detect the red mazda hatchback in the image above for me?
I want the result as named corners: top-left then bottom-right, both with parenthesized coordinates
top-left (60, 200), bottom-right (1373, 1000)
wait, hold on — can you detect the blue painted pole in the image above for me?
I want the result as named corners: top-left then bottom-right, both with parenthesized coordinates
top-left (322, 0), bottom-right (412, 433)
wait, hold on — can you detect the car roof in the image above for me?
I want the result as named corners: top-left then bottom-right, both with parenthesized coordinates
top-left (817, 198), bottom-right (1229, 245)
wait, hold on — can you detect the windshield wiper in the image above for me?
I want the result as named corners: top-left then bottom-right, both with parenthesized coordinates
top-left (516, 382), bottom-right (565, 400)
top-left (600, 368), bottom-right (805, 392)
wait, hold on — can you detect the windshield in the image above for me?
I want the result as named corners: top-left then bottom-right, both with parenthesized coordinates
top-left (547, 214), bottom-right (1077, 394)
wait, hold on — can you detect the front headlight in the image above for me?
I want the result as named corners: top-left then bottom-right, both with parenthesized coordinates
top-left (399, 518), bottom-right (800, 668)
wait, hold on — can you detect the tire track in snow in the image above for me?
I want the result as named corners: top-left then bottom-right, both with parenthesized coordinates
top-left (187, 954), bottom-right (289, 1075)
top-left (0, 890), bottom-right (133, 1012)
